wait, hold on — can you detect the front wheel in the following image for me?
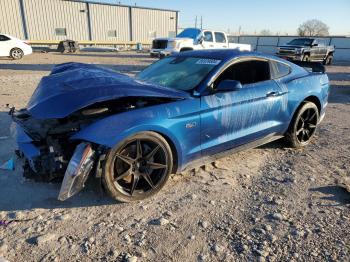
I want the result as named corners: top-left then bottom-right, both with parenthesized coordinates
top-left (285, 102), bottom-right (319, 148)
top-left (302, 54), bottom-right (310, 62)
top-left (102, 131), bottom-right (173, 202)
top-left (10, 48), bottom-right (24, 60)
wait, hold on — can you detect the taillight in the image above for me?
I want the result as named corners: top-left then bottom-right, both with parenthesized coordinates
top-left (23, 41), bottom-right (30, 45)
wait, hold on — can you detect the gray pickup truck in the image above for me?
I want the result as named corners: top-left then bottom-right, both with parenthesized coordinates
top-left (276, 38), bottom-right (335, 65)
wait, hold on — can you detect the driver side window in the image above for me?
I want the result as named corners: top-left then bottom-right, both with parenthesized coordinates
top-left (203, 31), bottom-right (213, 42)
top-left (214, 60), bottom-right (271, 88)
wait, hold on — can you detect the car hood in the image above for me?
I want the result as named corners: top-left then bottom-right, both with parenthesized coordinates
top-left (27, 63), bottom-right (190, 119)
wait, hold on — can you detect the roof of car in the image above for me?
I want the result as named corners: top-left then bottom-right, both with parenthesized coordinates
top-left (175, 49), bottom-right (262, 61)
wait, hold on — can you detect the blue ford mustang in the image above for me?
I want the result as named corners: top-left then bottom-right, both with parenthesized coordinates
top-left (12, 49), bottom-right (329, 202)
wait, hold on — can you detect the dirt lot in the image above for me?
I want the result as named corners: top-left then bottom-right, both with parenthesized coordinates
top-left (0, 52), bottom-right (349, 262)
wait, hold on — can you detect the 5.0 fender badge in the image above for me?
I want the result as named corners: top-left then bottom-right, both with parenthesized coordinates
top-left (185, 122), bottom-right (197, 129)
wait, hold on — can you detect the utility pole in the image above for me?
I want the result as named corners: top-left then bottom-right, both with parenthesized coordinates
top-left (238, 26), bottom-right (241, 36)
top-left (195, 16), bottom-right (197, 28)
top-left (200, 16), bottom-right (203, 30)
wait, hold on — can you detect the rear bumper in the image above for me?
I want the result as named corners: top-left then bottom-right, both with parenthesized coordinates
top-left (22, 45), bottom-right (33, 55)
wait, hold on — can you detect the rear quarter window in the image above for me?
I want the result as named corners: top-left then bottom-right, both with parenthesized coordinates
top-left (270, 61), bottom-right (291, 79)
top-left (0, 35), bottom-right (10, 41)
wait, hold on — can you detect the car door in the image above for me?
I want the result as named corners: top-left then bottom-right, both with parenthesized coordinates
top-left (317, 39), bottom-right (328, 60)
top-left (200, 58), bottom-right (287, 156)
top-left (214, 32), bottom-right (228, 48)
top-left (0, 35), bottom-right (12, 56)
top-left (310, 39), bottom-right (321, 60)
top-left (201, 31), bottom-right (215, 49)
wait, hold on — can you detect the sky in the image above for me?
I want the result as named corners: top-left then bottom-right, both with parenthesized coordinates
top-left (87, 0), bottom-right (350, 35)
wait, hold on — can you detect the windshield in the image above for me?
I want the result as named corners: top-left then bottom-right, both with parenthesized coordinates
top-left (136, 56), bottom-right (221, 91)
top-left (288, 38), bottom-right (313, 46)
top-left (176, 28), bottom-right (201, 40)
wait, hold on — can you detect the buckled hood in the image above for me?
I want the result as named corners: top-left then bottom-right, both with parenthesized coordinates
top-left (27, 63), bottom-right (190, 119)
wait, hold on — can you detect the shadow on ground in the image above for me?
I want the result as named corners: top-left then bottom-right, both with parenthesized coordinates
top-left (309, 185), bottom-right (350, 206)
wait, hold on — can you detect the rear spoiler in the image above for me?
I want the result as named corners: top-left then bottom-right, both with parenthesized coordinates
top-left (291, 61), bottom-right (325, 74)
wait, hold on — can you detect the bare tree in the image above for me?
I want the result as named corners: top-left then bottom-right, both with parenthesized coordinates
top-left (297, 19), bottom-right (329, 36)
top-left (260, 29), bottom-right (272, 35)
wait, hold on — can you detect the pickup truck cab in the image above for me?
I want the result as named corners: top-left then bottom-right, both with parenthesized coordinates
top-left (276, 38), bottom-right (335, 65)
top-left (150, 28), bottom-right (251, 57)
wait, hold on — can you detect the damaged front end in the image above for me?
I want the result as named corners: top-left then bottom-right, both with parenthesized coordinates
top-left (11, 96), bottom-right (178, 200)
top-left (11, 62), bottom-right (189, 200)
top-left (11, 108), bottom-right (102, 200)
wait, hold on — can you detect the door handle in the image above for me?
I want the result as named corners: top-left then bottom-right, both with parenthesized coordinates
top-left (209, 45), bottom-right (214, 47)
top-left (266, 91), bottom-right (280, 97)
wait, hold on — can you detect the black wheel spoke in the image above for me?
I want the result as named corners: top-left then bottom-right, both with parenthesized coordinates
top-left (130, 174), bottom-right (139, 196)
top-left (145, 145), bottom-right (160, 160)
top-left (136, 140), bottom-right (143, 159)
top-left (115, 168), bottom-right (132, 181)
top-left (301, 131), bottom-right (306, 142)
top-left (116, 154), bottom-right (134, 165)
top-left (305, 109), bottom-right (311, 121)
top-left (296, 128), bottom-right (304, 136)
top-left (142, 172), bottom-right (155, 189)
top-left (309, 111), bottom-right (317, 121)
top-left (148, 162), bottom-right (167, 170)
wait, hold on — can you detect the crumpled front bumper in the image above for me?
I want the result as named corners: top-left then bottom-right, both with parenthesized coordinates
top-left (13, 123), bottom-right (97, 201)
top-left (12, 122), bottom-right (40, 171)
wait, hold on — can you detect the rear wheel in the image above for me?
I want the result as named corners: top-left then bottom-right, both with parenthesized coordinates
top-left (323, 54), bottom-right (333, 65)
top-left (10, 48), bottom-right (24, 60)
top-left (285, 102), bottom-right (319, 148)
top-left (102, 131), bottom-right (173, 202)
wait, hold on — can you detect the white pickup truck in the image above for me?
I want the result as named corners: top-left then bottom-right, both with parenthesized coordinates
top-left (150, 28), bottom-right (251, 57)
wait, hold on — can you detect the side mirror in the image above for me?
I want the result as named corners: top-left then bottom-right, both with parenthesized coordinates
top-left (216, 80), bottom-right (242, 92)
top-left (197, 35), bottom-right (204, 44)
top-left (312, 43), bottom-right (318, 47)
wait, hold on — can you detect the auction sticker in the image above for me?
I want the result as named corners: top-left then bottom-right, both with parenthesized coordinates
top-left (196, 59), bottom-right (221, 65)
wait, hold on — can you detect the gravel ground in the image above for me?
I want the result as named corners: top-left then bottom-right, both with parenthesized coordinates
top-left (0, 52), bottom-right (349, 262)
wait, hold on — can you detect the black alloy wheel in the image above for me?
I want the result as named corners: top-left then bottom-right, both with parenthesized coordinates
top-left (102, 132), bottom-right (173, 202)
top-left (286, 102), bottom-right (319, 148)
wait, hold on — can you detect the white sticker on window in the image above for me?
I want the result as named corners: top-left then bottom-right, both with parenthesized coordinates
top-left (196, 59), bottom-right (221, 65)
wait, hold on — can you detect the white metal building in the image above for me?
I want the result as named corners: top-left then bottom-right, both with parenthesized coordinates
top-left (0, 0), bottom-right (178, 42)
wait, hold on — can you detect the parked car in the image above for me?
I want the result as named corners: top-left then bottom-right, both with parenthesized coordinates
top-left (150, 28), bottom-right (251, 57)
top-left (12, 50), bottom-right (329, 202)
top-left (276, 38), bottom-right (334, 65)
top-left (0, 34), bottom-right (32, 60)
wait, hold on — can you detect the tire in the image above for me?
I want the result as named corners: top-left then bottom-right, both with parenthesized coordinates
top-left (10, 48), bottom-right (24, 60)
top-left (102, 131), bottom-right (173, 202)
top-left (285, 102), bottom-right (319, 148)
top-left (323, 54), bottom-right (333, 65)
top-left (302, 54), bottom-right (310, 62)
top-left (180, 48), bottom-right (193, 52)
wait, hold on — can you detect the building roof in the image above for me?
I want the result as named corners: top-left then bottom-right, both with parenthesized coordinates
top-left (62, 0), bottom-right (179, 12)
